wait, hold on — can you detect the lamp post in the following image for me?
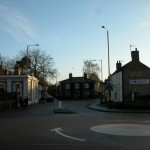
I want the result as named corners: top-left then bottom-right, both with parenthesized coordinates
top-left (42, 57), bottom-right (53, 93)
top-left (26, 44), bottom-right (39, 75)
top-left (82, 66), bottom-right (85, 99)
top-left (93, 59), bottom-right (103, 101)
top-left (102, 26), bottom-right (111, 108)
top-left (93, 59), bottom-right (103, 82)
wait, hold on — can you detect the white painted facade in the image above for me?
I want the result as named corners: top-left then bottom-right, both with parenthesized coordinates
top-left (0, 75), bottom-right (39, 105)
top-left (110, 71), bottom-right (123, 102)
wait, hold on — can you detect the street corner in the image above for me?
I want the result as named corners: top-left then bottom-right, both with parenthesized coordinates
top-left (53, 108), bottom-right (76, 114)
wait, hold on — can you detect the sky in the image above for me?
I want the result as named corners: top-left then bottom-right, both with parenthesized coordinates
top-left (0, 0), bottom-right (150, 83)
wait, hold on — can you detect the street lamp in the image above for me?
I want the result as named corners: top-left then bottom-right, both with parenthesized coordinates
top-left (93, 59), bottom-right (103, 82)
top-left (26, 44), bottom-right (39, 75)
top-left (102, 26), bottom-right (110, 76)
top-left (42, 57), bottom-right (53, 92)
top-left (93, 59), bottom-right (103, 101)
top-left (102, 26), bottom-right (111, 107)
top-left (82, 66), bottom-right (85, 99)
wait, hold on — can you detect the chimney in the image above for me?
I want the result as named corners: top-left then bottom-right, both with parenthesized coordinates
top-left (116, 61), bottom-right (122, 71)
top-left (84, 73), bottom-right (87, 79)
top-left (69, 73), bottom-right (72, 79)
top-left (131, 48), bottom-right (139, 62)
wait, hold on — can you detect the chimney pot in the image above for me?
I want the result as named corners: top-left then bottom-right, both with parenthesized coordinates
top-left (131, 49), bottom-right (139, 62)
top-left (116, 61), bottom-right (122, 71)
top-left (84, 73), bottom-right (87, 79)
top-left (69, 73), bottom-right (72, 79)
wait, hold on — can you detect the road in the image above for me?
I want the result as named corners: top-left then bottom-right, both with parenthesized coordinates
top-left (0, 99), bottom-right (150, 150)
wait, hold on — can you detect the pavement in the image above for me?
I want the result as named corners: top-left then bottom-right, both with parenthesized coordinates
top-left (1, 99), bottom-right (150, 114)
top-left (53, 99), bottom-right (150, 114)
top-left (86, 100), bottom-right (150, 113)
top-left (53, 108), bottom-right (75, 114)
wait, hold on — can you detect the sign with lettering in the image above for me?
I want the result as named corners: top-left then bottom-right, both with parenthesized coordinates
top-left (129, 79), bottom-right (150, 84)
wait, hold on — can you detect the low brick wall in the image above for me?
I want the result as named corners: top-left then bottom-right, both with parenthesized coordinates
top-left (0, 100), bottom-right (17, 112)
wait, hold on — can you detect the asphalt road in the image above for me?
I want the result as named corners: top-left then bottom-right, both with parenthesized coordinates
top-left (0, 99), bottom-right (150, 150)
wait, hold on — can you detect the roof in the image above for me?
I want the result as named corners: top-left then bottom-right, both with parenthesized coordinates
top-left (112, 60), bottom-right (150, 75)
top-left (59, 77), bottom-right (95, 84)
top-left (0, 75), bottom-right (39, 81)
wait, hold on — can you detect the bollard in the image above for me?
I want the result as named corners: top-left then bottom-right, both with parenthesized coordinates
top-left (58, 101), bottom-right (63, 109)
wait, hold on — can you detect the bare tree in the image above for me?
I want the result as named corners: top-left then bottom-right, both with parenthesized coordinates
top-left (83, 60), bottom-right (100, 80)
top-left (83, 60), bottom-right (103, 94)
top-left (0, 54), bottom-right (16, 72)
top-left (7, 49), bottom-right (57, 84)
top-left (29, 49), bottom-right (57, 80)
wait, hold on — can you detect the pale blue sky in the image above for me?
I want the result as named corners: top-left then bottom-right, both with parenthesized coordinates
top-left (0, 0), bottom-right (150, 83)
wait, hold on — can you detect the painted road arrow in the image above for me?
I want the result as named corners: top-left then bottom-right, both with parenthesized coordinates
top-left (50, 127), bottom-right (86, 142)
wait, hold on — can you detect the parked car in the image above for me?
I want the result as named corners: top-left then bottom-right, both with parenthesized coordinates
top-left (45, 94), bottom-right (54, 102)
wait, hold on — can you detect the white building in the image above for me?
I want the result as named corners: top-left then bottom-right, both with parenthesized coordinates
top-left (0, 75), bottom-right (39, 105)
top-left (110, 71), bottom-right (123, 102)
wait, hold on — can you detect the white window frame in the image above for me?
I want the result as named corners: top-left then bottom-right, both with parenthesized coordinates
top-left (66, 84), bottom-right (70, 89)
top-left (85, 83), bottom-right (89, 89)
top-left (84, 90), bottom-right (90, 96)
top-left (75, 83), bottom-right (79, 89)
top-left (65, 91), bottom-right (70, 97)
top-left (0, 83), bottom-right (6, 91)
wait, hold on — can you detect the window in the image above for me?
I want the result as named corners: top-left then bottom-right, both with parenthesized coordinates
top-left (84, 90), bottom-right (89, 96)
top-left (65, 91), bottom-right (70, 97)
top-left (35, 83), bottom-right (38, 99)
top-left (28, 81), bottom-right (31, 99)
top-left (0, 83), bottom-right (5, 92)
top-left (66, 84), bottom-right (70, 89)
top-left (15, 83), bottom-right (21, 96)
top-left (85, 83), bottom-right (89, 89)
top-left (75, 83), bottom-right (79, 89)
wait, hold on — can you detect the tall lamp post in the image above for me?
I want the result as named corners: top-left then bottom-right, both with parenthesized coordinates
top-left (93, 59), bottom-right (103, 101)
top-left (43, 57), bottom-right (53, 91)
top-left (93, 59), bottom-right (103, 82)
top-left (26, 44), bottom-right (39, 75)
top-left (102, 26), bottom-right (111, 108)
top-left (82, 66), bottom-right (85, 99)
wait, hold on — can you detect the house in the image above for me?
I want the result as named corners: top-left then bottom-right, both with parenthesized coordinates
top-left (59, 73), bottom-right (95, 99)
top-left (0, 62), bottom-right (39, 106)
top-left (0, 75), bottom-right (39, 104)
top-left (110, 48), bottom-right (150, 102)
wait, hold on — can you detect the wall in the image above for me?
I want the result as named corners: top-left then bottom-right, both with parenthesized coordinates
top-left (0, 75), bottom-right (39, 105)
top-left (110, 71), bottom-right (123, 102)
top-left (123, 62), bottom-right (150, 101)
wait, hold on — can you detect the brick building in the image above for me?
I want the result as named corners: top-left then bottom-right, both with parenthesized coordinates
top-left (110, 48), bottom-right (150, 102)
top-left (59, 73), bottom-right (95, 99)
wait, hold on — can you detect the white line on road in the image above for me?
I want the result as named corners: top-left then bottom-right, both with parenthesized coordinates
top-left (50, 127), bottom-right (86, 142)
top-left (91, 124), bottom-right (150, 136)
top-left (144, 120), bottom-right (150, 123)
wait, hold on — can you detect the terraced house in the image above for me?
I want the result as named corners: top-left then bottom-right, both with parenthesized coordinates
top-left (110, 48), bottom-right (150, 102)
top-left (59, 73), bottom-right (95, 99)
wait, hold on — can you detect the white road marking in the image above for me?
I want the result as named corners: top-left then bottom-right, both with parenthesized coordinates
top-left (50, 127), bottom-right (86, 142)
top-left (91, 124), bottom-right (150, 136)
top-left (144, 120), bottom-right (150, 123)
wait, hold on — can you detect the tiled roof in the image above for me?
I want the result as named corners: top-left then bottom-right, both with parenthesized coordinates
top-left (59, 77), bottom-right (95, 83)
top-left (112, 61), bottom-right (150, 75)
